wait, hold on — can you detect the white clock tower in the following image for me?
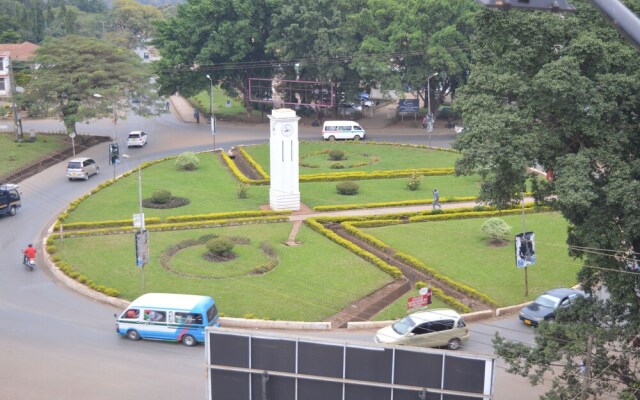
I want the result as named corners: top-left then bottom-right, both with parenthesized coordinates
top-left (268, 108), bottom-right (301, 211)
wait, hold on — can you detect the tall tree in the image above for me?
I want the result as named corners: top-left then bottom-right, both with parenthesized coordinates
top-left (111, 0), bottom-right (162, 47)
top-left (153, 0), bottom-right (274, 111)
top-left (454, 0), bottom-right (640, 397)
top-left (24, 35), bottom-right (159, 134)
top-left (350, 0), bottom-right (477, 110)
top-left (266, 0), bottom-right (366, 103)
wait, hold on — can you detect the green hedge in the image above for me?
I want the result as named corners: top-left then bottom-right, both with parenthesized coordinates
top-left (220, 151), bottom-right (268, 185)
top-left (238, 147), bottom-right (270, 180)
top-left (313, 196), bottom-right (478, 211)
top-left (166, 210), bottom-right (290, 223)
top-left (49, 216), bottom-right (289, 239)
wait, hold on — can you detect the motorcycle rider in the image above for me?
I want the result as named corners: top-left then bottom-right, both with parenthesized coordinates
top-left (23, 244), bottom-right (36, 265)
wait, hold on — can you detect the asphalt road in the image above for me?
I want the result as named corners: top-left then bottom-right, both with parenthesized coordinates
top-left (0, 113), bottom-right (545, 399)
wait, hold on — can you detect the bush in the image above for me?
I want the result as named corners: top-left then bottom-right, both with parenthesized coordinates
top-left (328, 149), bottom-right (346, 160)
top-left (405, 171), bottom-right (422, 191)
top-left (336, 181), bottom-right (359, 195)
top-left (237, 183), bottom-right (249, 199)
top-left (206, 237), bottom-right (235, 256)
top-left (330, 162), bottom-right (345, 169)
top-left (175, 151), bottom-right (200, 170)
top-left (152, 189), bottom-right (172, 204)
top-left (481, 217), bottom-right (512, 242)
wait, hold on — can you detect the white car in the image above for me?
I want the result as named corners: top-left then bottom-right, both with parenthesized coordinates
top-left (374, 309), bottom-right (469, 350)
top-left (127, 131), bottom-right (148, 147)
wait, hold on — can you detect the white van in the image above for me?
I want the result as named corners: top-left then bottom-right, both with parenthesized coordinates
top-left (115, 293), bottom-right (220, 346)
top-left (322, 121), bottom-right (366, 141)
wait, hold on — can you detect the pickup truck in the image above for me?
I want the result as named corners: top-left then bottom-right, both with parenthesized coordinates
top-left (0, 184), bottom-right (21, 217)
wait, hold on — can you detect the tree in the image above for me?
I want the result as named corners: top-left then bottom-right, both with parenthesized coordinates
top-left (349, 0), bottom-right (477, 111)
top-left (152, 0), bottom-right (275, 111)
top-left (481, 217), bottom-right (511, 244)
top-left (265, 0), bottom-right (366, 104)
top-left (112, 0), bottom-right (162, 48)
top-left (23, 35), bottom-right (159, 134)
top-left (454, 0), bottom-right (640, 397)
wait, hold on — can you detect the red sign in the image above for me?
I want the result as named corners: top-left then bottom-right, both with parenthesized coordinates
top-left (407, 291), bottom-right (432, 310)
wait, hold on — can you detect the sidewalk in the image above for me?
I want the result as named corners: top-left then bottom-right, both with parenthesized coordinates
top-left (168, 94), bottom-right (455, 137)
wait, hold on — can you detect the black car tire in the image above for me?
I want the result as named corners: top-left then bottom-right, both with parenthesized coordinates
top-left (182, 334), bottom-right (197, 347)
top-left (8, 205), bottom-right (17, 216)
top-left (126, 330), bottom-right (141, 341)
top-left (447, 338), bottom-right (462, 350)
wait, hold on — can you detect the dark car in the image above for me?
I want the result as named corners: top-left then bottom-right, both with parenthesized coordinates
top-left (519, 287), bottom-right (587, 327)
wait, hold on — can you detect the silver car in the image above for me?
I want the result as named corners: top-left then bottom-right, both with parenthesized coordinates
top-left (66, 158), bottom-right (99, 181)
top-left (374, 309), bottom-right (469, 350)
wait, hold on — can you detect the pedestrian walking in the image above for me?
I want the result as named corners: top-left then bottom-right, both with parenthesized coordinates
top-left (432, 188), bottom-right (441, 209)
top-left (165, 100), bottom-right (170, 111)
top-left (422, 115), bottom-right (427, 128)
top-left (194, 109), bottom-right (200, 124)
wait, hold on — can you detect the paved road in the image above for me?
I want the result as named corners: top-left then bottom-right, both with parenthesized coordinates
top-left (0, 112), bottom-right (545, 399)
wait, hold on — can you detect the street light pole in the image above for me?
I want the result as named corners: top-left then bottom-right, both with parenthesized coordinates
top-left (123, 154), bottom-right (147, 293)
top-left (426, 72), bottom-right (438, 147)
top-left (206, 74), bottom-right (216, 152)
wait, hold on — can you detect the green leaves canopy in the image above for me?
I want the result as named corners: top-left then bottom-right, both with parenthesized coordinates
top-left (454, 1), bottom-right (640, 397)
top-left (25, 35), bottom-right (156, 133)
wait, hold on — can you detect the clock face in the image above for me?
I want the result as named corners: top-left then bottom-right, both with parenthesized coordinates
top-left (280, 123), bottom-right (294, 137)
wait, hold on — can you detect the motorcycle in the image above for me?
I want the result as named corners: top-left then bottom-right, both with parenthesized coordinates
top-left (23, 255), bottom-right (36, 271)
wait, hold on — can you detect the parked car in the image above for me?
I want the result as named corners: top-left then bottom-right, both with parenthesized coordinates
top-left (66, 158), bottom-right (100, 181)
top-left (374, 309), bottom-right (469, 350)
top-left (127, 131), bottom-right (148, 147)
top-left (519, 287), bottom-right (587, 327)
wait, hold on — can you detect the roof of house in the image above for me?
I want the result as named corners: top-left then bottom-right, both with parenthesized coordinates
top-left (0, 42), bottom-right (39, 62)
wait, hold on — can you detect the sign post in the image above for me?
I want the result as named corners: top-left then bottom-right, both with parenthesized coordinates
top-left (407, 288), bottom-right (433, 311)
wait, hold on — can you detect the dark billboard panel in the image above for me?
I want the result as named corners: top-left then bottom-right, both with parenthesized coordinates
top-left (207, 328), bottom-right (494, 400)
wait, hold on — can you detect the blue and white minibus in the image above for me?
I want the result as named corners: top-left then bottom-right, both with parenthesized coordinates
top-left (115, 293), bottom-right (220, 346)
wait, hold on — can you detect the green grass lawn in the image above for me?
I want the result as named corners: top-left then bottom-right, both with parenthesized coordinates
top-left (193, 87), bottom-right (255, 118)
top-left (63, 152), bottom-right (479, 222)
top-left (243, 142), bottom-right (460, 175)
top-left (299, 175), bottom-right (481, 207)
top-left (64, 155), bottom-right (271, 223)
top-left (0, 133), bottom-right (69, 178)
top-left (363, 213), bottom-right (582, 306)
top-left (53, 224), bottom-right (393, 321)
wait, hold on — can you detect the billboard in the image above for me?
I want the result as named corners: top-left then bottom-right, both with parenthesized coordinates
top-left (398, 99), bottom-right (419, 113)
top-left (515, 232), bottom-right (536, 268)
top-left (206, 328), bottom-right (494, 400)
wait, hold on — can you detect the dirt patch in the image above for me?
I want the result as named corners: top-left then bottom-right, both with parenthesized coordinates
top-left (203, 252), bottom-right (238, 262)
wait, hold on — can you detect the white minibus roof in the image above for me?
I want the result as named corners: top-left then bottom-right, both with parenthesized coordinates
top-left (323, 120), bottom-right (361, 126)
top-left (129, 293), bottom-right (213, 310)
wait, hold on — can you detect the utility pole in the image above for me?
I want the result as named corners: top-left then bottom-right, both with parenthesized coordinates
top-left (426, 72), bottom-right (437, 147)
top-left (8, 60), bottom-right (23, 140)
top-left (581, 335), bottom-right (593, 400)
top-left (206, 74), bottom-right (216, 152)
